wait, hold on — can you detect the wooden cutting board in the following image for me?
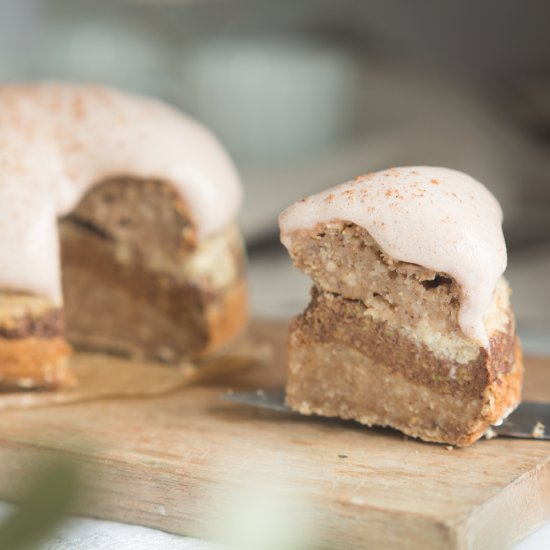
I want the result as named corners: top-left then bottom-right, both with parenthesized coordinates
top-left (0, 320), bottom-right (548, 550)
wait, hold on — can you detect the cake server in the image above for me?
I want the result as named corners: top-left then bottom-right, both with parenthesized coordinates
top-left (222, 390), bottom-right (550, 440)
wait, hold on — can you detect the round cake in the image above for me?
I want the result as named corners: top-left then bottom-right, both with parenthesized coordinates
top-left (279, 166), bottom-right (522, 447)
top-left (0, 83), bottom-right (248, 390)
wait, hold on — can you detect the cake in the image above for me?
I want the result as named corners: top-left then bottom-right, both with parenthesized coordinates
top-left (0, 84), bottom-right (248, 390)
top-left (279, 166), bottom-right (522, 447)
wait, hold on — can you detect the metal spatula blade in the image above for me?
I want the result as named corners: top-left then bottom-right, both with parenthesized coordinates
top-left (492, 401), bottom-right (550, 440)
top-left (224, 389), bottom-right (289, 412)
top-left (222, 389), bottom-right (549, 440)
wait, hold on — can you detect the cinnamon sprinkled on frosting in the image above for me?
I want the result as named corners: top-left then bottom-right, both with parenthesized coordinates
top-left (279, 166), bottom-right (507, 348)
top-left (0, 83), bottom-right (242, 304)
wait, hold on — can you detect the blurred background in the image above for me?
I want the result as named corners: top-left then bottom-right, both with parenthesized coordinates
top-left (1, 0), bottom-right (550, 350)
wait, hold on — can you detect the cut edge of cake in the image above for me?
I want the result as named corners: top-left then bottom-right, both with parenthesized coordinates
top-left (282, 217), bottom-right (522, 447)
top-left (286, 285), bottom-right (522, 447)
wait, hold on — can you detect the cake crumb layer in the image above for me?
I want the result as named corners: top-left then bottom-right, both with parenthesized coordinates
top-left (287, 288), bottom-right (523, 446)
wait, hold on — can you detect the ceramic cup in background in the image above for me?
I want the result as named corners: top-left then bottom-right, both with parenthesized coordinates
top-left (177, 36), bottom-right (362, 168)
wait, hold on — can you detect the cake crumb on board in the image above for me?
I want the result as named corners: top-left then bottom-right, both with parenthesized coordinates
top-left (532, 421), bottom-right (545, 439)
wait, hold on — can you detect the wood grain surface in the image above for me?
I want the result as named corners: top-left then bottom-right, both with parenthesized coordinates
top-left (0, 319), bottom-right (548, 550)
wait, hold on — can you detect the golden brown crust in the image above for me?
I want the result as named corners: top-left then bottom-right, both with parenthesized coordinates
top-left (201, 278), bottom-right (249, 357)
top-left (0, 293), bottom-right (74, 390)
top-left (455, 340), bottom-right (523, 446)
top-left (0, 336), bottom-right (74, 390)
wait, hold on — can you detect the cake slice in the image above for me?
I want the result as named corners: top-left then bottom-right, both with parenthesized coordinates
top-left (279, 166), bottom-right (522, 446)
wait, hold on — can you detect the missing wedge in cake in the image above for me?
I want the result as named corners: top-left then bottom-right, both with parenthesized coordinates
top-left (279, 166), bottom-right (523, 446)
top-left (60, 177), bottom-right (248, 363)
top-left (0, 83), bottom-right (248, 390)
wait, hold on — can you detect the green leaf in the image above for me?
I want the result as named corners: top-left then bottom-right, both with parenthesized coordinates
top-left (0, 460), bottom-right (79, 550)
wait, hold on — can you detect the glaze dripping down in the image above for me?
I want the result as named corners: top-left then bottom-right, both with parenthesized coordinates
top-left (279, 166), bottom-right (507, 348)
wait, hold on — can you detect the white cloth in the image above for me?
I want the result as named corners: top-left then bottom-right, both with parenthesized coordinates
top-left (0, 500), bottom-right (546, 550)
top-left (0, 501), bottom-right (221, 550)
top-left (41, 517), bottom-right (222, 550)
top-left (517, 524), bottom-right (550, 550)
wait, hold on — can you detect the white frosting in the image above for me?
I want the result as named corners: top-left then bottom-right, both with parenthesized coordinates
top-left (279, 166), bottom-right (507, 348)
top-left (0, 83), bottom-right (242, 304)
